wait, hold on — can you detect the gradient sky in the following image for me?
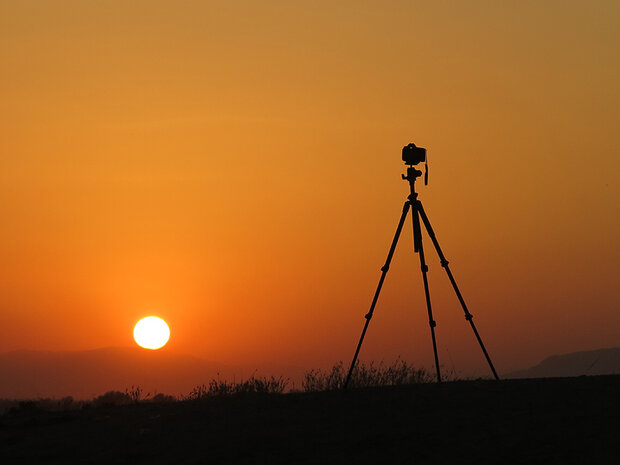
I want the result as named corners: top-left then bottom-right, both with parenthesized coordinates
top-left (1, 0), bottom-right (618, 376)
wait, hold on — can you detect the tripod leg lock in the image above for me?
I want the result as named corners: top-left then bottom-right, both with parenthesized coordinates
top-left (381, 265), bottom-right (389, 272)
top-left (440, 259), bottom-right (449, 267)
top-left (421, 264), bottom-right (429, 273)
top-left (464, 313), bottom-right (473, 321)
top-left (364, 312), bottom-right (373, 320)
top-left (429, 320), bottom-right (437, 328)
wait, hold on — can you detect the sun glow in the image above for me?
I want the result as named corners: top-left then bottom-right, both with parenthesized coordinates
top-left (133, 316), bottom-right (170, 350)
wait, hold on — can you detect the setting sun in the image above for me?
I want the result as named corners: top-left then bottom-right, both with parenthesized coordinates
top-left (133, 316), bottom-right (170, 350)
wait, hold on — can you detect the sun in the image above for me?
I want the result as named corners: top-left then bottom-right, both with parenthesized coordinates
top-left (133, 316), bottom-right (170, 350)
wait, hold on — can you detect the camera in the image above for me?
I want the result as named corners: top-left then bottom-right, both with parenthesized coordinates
top-left (402, 143), bottom-right (426, 166)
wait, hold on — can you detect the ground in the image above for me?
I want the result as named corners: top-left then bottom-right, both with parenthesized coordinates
top-left (1, 376), bottom-right (619, 464)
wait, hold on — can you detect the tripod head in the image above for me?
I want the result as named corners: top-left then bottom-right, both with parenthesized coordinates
top-left (402, 166), bottom-right (424, 203)
top-left (402, 166), bottom-right (423, 182)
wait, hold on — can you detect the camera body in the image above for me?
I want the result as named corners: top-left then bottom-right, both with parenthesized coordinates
top-left (402, 143), bottom-right (426, 166)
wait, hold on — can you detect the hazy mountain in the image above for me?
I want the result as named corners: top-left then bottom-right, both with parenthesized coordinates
top-left (506, 347), bottom-right (620, 379)
top-left (0, 347), bottom-right (301, 400)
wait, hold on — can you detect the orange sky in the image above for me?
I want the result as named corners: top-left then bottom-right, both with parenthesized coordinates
top-left (1, 1), bottom-right (619, 376)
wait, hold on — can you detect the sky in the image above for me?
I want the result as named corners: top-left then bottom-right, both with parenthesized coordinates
top-left (1, 0), bottom-right (619, 377)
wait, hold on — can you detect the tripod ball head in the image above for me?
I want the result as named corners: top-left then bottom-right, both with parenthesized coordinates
top-left (402, 167), bottom-right (423, 181)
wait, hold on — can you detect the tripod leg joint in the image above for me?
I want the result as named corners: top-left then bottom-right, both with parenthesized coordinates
top-left (429, 320), bottom-right (437, 328)
top-left (380, 265), bottom-right (389, 272)
top-left (364, 312), bottom-right (373, 320)
top-left (440, 259), bottom-right (449, 267)
top-left (421, 264), bottom-right (428, 273)
top-left (464, 313), bottom-right (473, 321)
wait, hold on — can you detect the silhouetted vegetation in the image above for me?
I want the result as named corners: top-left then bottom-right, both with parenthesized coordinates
top-left (302, 359), bottom-right (434, 391)
top-left (125, 385), bottom-right (150, 403)
top-left (151, 392), bottom-right (176, 403)
top-left (1, 359), bottom-right (443, 414)
top-left (91, 388), bottom-right (176, 407)
top-left (2, 396), bottom-right (85, 414)
top-left (185, 375), bottom-right (290, 400)
top-left (93, 390), bottom-right (133, 407)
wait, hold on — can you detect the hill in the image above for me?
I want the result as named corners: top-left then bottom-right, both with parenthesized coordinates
top-left (506, 347), bottom-right (620, 379)
top-left (0, 348), bottom-right (274, 399)
top-left (1, 376), bottom-right (619, 463)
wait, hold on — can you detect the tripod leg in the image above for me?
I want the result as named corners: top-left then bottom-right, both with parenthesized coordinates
top-left (411, 201), bottom-right (442, 383)
top-left (344, 201), bottom-right (410, 389)
top-left (417, 202), bottom-right (500, 380)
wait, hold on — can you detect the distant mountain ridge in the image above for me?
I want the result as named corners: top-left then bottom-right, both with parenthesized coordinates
top-left (0, 347), bottom-right (301, 399)
top-left (506, 347), bottom-right (620, 379)
top-left (5, 346), bottom-right (618, 399)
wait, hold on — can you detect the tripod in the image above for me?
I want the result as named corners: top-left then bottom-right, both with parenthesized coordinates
top-left (344, 165), bottom-right (499, 387)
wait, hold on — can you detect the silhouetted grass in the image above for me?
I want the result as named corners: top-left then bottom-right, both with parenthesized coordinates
top-left (92, 388), bottom-right (176, 407)
top-left (1, 359), bottom-right (441, 413)
top-left (93, 390), bottom-right (133, 407)
top-left (185, 375), bottom-right (290, 400)
top-left (302, 359), bottom-right (434, 391)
